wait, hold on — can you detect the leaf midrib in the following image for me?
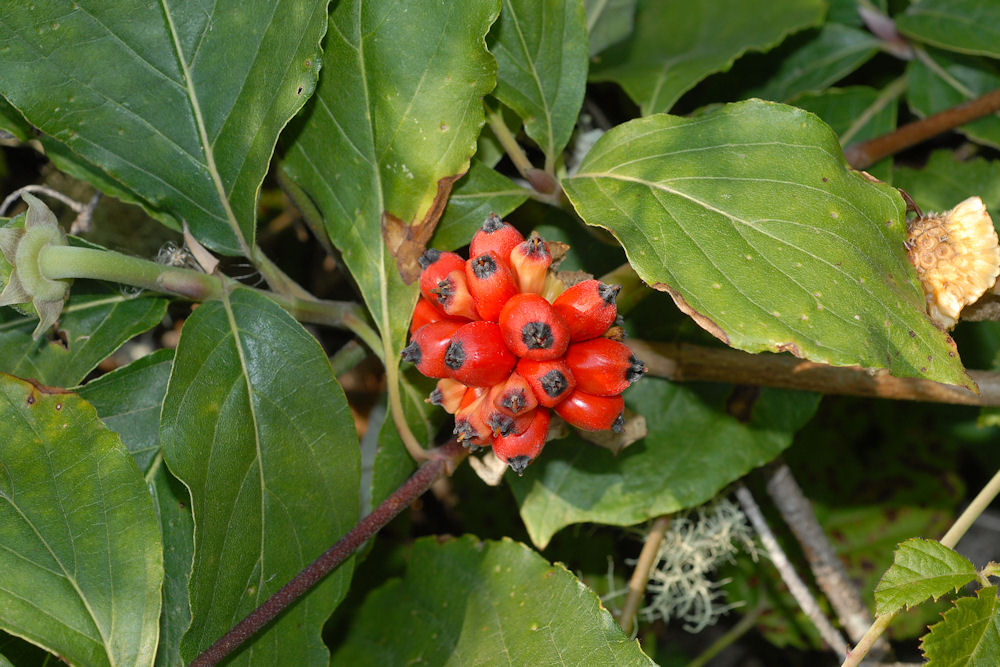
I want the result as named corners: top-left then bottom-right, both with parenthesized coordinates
top-left (159, 0), bottom-right (249, 256)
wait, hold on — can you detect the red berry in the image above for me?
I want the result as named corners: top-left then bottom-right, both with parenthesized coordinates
top-left (430, 270), bottom-right (479, 320)
top-left (465, 251), bottom-right (518, 321)
top-left (427, 378), bottom-right (467, 413)
top-left (492, 407), bottom-right (551, 475)
top-left (564, 338), bottom-right (646, 396)
top-left (453, 388), bottom-right (491, 446)
top-left (410, 297), bottom-right (467, 335)
top-left (494, 371), bottom-right (538, 416)
top-left (470, 213), bottom-right (524, 264)
top-left (509, 235), bottom-right (552, 294)
top-left (444, 321), bottom-right (517, 387)
top-left (554, 390), bottom-right (624, 432)
top-left (516, 357), bottom-right (576, 407)
top-left (552, 279), bottom-right (620, 341)
top-left (419, 250), bottom-right (466, 310)
top-left (401, 320), bottom-right (465, 378)
top-left (499, 293), bottom-right (570, 361)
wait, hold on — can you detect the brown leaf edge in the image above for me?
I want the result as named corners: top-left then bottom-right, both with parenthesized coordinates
top-left (652, 282), bottom-right (731, 345)
top-left (382, 173), bottom-right (465, 284)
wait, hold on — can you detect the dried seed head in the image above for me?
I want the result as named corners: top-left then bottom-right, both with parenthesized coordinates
top-left (906, 196), bottom-right (1000, 329)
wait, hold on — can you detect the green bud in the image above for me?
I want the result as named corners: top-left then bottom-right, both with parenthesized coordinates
top-left (0, 194), bottom-right (71, 338)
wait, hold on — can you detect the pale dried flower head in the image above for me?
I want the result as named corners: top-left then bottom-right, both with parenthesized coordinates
top-left (906, 196), bottom-right (1000, 329)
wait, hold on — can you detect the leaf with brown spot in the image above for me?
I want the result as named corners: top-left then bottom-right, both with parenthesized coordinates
top-left (382, 173), bottom-right (465, 284)
top-left (564, 100), bottom-right (972, 389)
top-left (280, 0), bottom-right (500, 354)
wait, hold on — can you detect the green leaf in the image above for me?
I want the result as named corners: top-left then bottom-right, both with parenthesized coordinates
top-left (0, 293), bottom-right (167, 387)
top-left (160, 288), bottom-right (359, 663)
top-left (0, 97), bottom-right (30, 142)
top-left (148, 464), bottom-right (194, 667)
top-left (746, 24), bottom-right (881, 103)
top-left (491, 0), bottom-right (589, 166)
top-left (0, 0), bottom-right (329, 254)
top-left (281, 0), bottom-right (499, 361)
top-left (563, 100), bottom-right (973, 389)
top-left (510, 377), bottom-right (819, 548)
top-left (0, 374), bottom-right (162, 666)
top-left (922, 585), bottom-right (1000, 666)
top-left (77, 348), bottom-right (173, 472)
top-left (793, 86), bottom-right (898, 181)
top-left (897, 0), bottom-right (1000, 59)
top-left (907, 49), bottom-right (1000, 150)
top-left (895, 150), bottom-right (1000, 222)
top-left (432, 161), bottom-right (531, 251)
top-left (331, 535), bottom-right (654, 665)
top-left (875, 538), bottom-right (978, 616)
top-left (585, 0), bottom-right (637, 57)
top-left (589, 0), bottom-right (825, 115)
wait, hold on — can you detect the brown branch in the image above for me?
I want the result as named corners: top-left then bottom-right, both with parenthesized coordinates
top-left (628, 340), bottom-right (1000, 405)
top-left (843, 88), bottom-right (1000, 169)
top-left (190, 439), bottom-right (468, 667)
top-left (618, 515), bottom-right (671, 635)
top-left (765, 462), bottom-right (885, 655)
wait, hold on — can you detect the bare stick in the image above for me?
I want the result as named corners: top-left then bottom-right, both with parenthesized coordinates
top-left (619, 515), bottom-right (671, 635)
top-left (843, 88), bottom-right (1000, 169)
top-left (735, 484), bottom-right (850, 658)
top-left (189, 439), bottom-right (468, 666)
top-left (630, 340), bottom-right (1000, 406)
top-left (765, 463), bottom-right (880, 648)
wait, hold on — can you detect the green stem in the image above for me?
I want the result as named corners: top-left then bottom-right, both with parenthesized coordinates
top-left (385, 347), bottom-right (430, 462)
top-left (487, 105), bottom-right (533, 180)
top-left (842, 467), bottom-right (1000, 666)
top-left (486, 104), bottom-right (558, 197)
top-left (39, 245), bottom-right (226, 300)
top-left (38, 245), bottom-right (377, 344)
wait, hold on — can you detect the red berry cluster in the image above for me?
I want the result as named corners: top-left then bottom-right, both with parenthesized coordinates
top-left (402, 214), bottom-right (646, 474)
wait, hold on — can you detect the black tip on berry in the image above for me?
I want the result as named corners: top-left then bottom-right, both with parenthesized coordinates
top-left (418, 248), bottom-right (441, 269)
top-left (522, 321), bottom-right (554, 350)
top-left (401, 341), bottom-right (421, 364)
top-left (507, 455), bottom-right (532, 475)
top-left (428, 387), bottom-right (443, 406)
top-left (433, 277), bottom-right (455, 305)
top-left (626, 356), bottom-right (647, 384)
top-left (454, 419), bottom-right (475, 443)
top-left (540, 370), bottom-right (569, 398)
top-left (444, 340), bottom-right (465, 370)
top-left (612, 413), bottom-right (625, 433)
top-left (598, 282), bottom-right (621, 306)
top-left (488, 413), bottom-right (514, 437)
top-left (501, 389), bottom-right (527, 414)
top-left (482, 212), bottom-right (504, 233)
top-left (470, 253), bottom-right (497, 279)
top-left (525, 236), bottom-right (549, 257)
